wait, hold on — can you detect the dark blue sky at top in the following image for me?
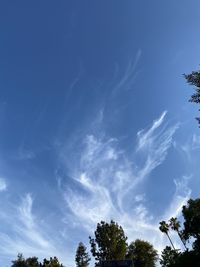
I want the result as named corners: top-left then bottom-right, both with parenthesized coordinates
top-left (1, 1), bottom-right (200, 266)
top-left (1, 0), bottom-right (199, 142)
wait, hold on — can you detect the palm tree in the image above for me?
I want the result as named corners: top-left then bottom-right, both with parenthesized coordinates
top-left (169, 217), bottom-right (187, 250)
top-left (159, 221), bottom-right (176, 250)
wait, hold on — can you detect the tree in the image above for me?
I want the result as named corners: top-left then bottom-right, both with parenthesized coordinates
top-left (160, 248), bottom-right (200, 267)
top-left (42, 257), bottom-right (65, 267)
top-left (169, 217), bottom-right (187, 250)
top-left (159, 221), bottom-right (175, 250)
top-left (25, 257), bottom-right (41, 267)
top-left (75, 242), bottom-right (91, 267)
top-left (182, 198), bottom-right (200, 251)
top-left (11, 255), bottom-right (64, 267)
top-left (160, 246), bottom-right (180, 267)
top-left (126, 239), bottom-right (158, 267)
top-left (11, 254), bottom-right (27, 267)
top-left (89, 220), bottom-right (128, 266)
top-left (160, 198), bottom-right (200, 266)
top-left (184, 70), bottom-right (200, 125)
top-left (11, 254), bottom-right (41, 267)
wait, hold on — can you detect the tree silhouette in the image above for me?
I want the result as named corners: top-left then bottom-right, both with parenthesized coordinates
top-left (11, 255), bottom-right (65, 267)
top-left (160, 198), bottom-right (200, 266)
top-left (160, 246), bottom-right (179, 267)
top-left (89, 220), bottom-right (127, 266)
top-left (169, 217), bottom-right (187, 250)
top-left (182, 198), bottom-right (200, 251)
top-left (184, 70), bottom-right (200, 126)
top-left (75, 242), bottom-right (91, 267)
top-left (159, 221), bottom-right (175, 250)
top-left (11, 254), bottom-right (27, 267)
top-left (126, 239), bottom-right (158, 267)
top-left (42, 257), bottom-right (65, 267)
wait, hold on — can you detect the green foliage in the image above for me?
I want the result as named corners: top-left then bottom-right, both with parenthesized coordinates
top-left (11, 255), bottom-right (64, 267)
top-left (89, 220), bottom-right (128, 265)
top-left (184, 70), bottom-right (200, 125)
top-left (41, 257), bottom-right (64, 267)
top-left (75, 242), bottom-right (90, 267)
top-left (11, 254), bottom-right (41, 267)
top-left (160, 246), bottom-right (180, 267)
top-left (11, 254), bottom-right (28, 267)
top-left (169, 217), bottom-right (187, 250)
top-left (182, 198), bottom-right (200, 250)
top-left (169, 218), bottom-right (180, 232)
top-left (174, 250), bottom-right (200, 267)
top-left (25, 257), bottom-right (41, 267)
top-left (161, 249), bottom-right (200, 267)
top-left (159, 221), bottom-right (169, 234)
top-left (126, 239), bottom-right (158, 267)
top-left (160, 198), bottom-right (200, 266)
top-left (159, 221), bottom-right (175, 250)
top-left (10, 199), bottom-right (200, 267)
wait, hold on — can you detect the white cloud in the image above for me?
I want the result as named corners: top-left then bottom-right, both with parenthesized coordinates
top-left (0, 177), bottom-right (7, 191)
top-left (192, 134), bottom-right (200, 148)
top-left (18, 194), bottom-right (34, 229)
top-left (155, 175), bottom-right (192, 253)
top-left (0, 111), bottom-right (191, 267)
top-left (61, 111), bottom-right (182, 257)
top-left (136, 111), bottom-right (168, 152)
top-left (112, 49), bottom-right (142, 95)
top-left (130, 112), bottom-right (179, 188)
top-left (163, 176), bottom-right (191, 220)
top-left (134, 194), bottom-right (145, 202)
top-left (0, 194), bottom-right (67, 265)
top-left (175, 133), bottom-right (200, 162)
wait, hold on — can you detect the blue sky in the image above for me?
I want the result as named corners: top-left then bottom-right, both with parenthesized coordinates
top-left (1, 0), bottom-right (200, 266)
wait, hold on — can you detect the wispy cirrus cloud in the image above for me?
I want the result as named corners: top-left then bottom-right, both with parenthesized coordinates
top-left (163, 175), bottom-right (191, 221)
top-left (112, 49), bottom-right (142, 95)
top-left (179, 133), bottom-right (200, 161)
top-left (17, 194), bottom-right (52, 249)
top-left (0, 194), bottom-right (66, 265)
top-left (60, 111), bottom-right (184, 255)
top-left (0, 177), bottom-right (7, 191)
top-left (136, 111), bottom-right (167, 151)
top-left (136, 111), bottom-right (179, 181)
top-left (0, 111), bottom-right (191, 267)
top-left (157, 175), bottom-right (192, 252)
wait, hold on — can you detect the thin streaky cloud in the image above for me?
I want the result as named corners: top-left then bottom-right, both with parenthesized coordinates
top-left (61, 111), bottom-right (182, 255)
top-left (112, 49), bottom-right (142, 95)
top-left (0, 194), bottom-right (67, 265)
top-left (18, 194), bottom-right (34, 229)
top-left (163, 175), bottom-right (192, 221)
top-left (0, 177), bottom-right (7, 191)
top-left (137, 123), bottom-right (179, 179)
top-left (65, 63), bottom-right (84, 101)
top-left (136, 111), bottom-right (167, 151)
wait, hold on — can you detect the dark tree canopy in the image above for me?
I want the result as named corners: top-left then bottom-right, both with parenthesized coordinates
top-left (75, 242), bottom-right (91, 267)
top-left (89, 220), bottom-right (128, 265)
top-left (182, 198), bottom-right (200, 250)
top-left (159, 198), bottom-right (200, 267)
top-left (11, 254), bottom-right (40, 267)
top-left (184, 71), bottom-right (200, 125)
top-left (25, 257), bottom-right (41, 267)
top-left (11, 255), bottom-right (64, 267)
top-left (41, 257), bottom-right (65, 267)
top-left (126, 239), bottom-right (158, 267)
top-left (160, 246), bottom-right (180, 267)
top-left (160, 248), bottom-right (200, 267)
top-left (159, 221), bottom-right (175, 250)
